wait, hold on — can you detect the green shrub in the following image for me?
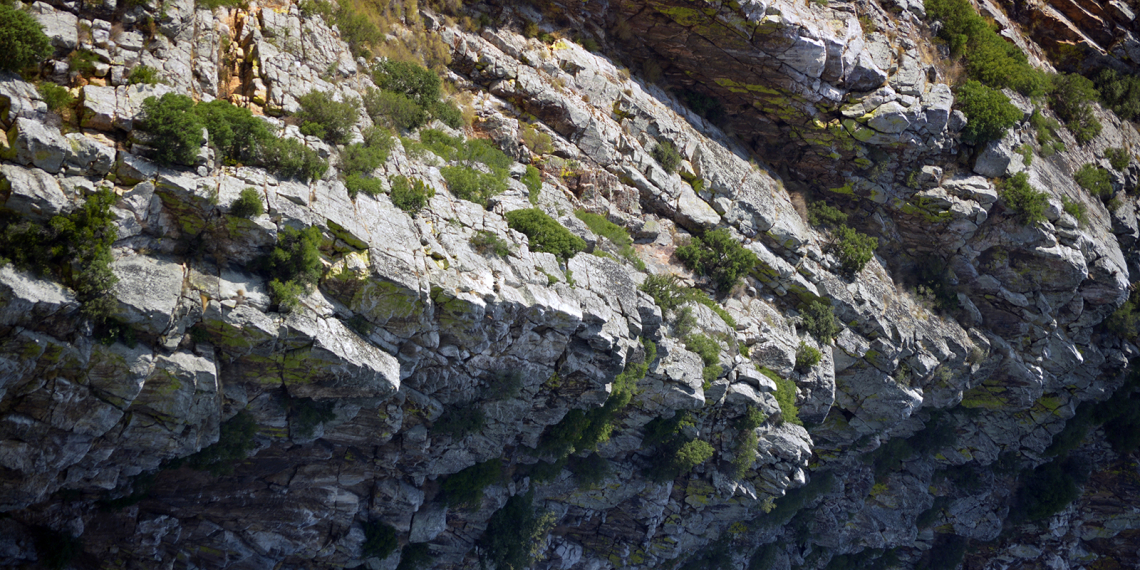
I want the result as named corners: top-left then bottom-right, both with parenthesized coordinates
top-left (390, 176), bottom-right (434, 213)
top-left (763, 471), bottom-right (835, 526)
top-left (362, 521), bottom-right (398, 560)
top-left (229, 188), bottom-right (265, 219)
top-left (574, 210), bottom-right (644, 270)
top-left (431, 402), bottom-right (485, 439)
top-left (440, 459), bottom-right (501, 508)
top-left (286, 396), bottom-right (336, 438)
top-left (1009, 456), bottom-right (1087, 522)
top-left (263, 226), bottom-right (323, 311)
top-left (341, 142), bottom-right (388, 177)
top-left (470, 230), bottom-right (512, 257)
top-left (197, 0), bottom-right (243, 8)
top-left (186, 410), bottom-right (258, 475)
top-left (800, 300), bottom-right (839, 343)
top-left (441, 166), bottom-right (507, 206)
top-left (139, 93), bottom-right (205, 166)
top-left (345, 174), bottom-right (383, 198)
top-left (128, 64), bottom-right (161, 85)
top-left (924, 0), bottom-right (1047, 96)
top-left (373, 60), bottom-right (442, 104)
top-left (297, 90), bottom-right (361, 144)
top-left (1061, 196), bottom-right (1085, 224)
top-left (537, 338), bottom-right (655, 458)
top-left (675, 228), bottom-right (758, 292)
top-left (795, 342), bottom-right (822, 372)
top-left (33, 527), bottom-right (83, 570)
top-left (955, 80), bottom-right (1022, 142)
top-left (0, 4), bottom-right (52, 72)
top-left (807, 201), bottom-right (848, 228)
top-left (833, 225), bottom-right (877, 274)
top-left (771, 373), bottom-right (801, 425)
top-left (521, 123), bottom-right (555, 155)
top-left (642, 411), bottom-right (715, 481)
top-left (641, 274), bottom-right (686, 312)
top-left (1106, 147), bottom-right (1131, 171)
top-left (569, 453), bottom-right (610, 488)
top-left (1095, 68), bottom-right (1140, 122)
top-left (364, 88), bottom-right (429, 130)
top-left (267, 138), bottom-right (328, 181)
top-left (651, 139), bottom-right (682, 173)
top-left (522, 165), bottom-right (542, 204)
top-left (194, 100), bottom-right (271, 165)
top-left (431, 100), bottom-right (464, 128)
top-left (69, 49), bottom-right (100, 75)
top-left (334, 6), bottom-right (382, 58)
top-left (506, 208), bottom-right (586, 261)
top-left (673, 439), bottom-right (715, 473)
top-left (685, 332), bottom-right (721, 367)
top-left (1050, 73), bottom-right (1102, 145)
top-left (731, 429), bottom-right (759, 479)
top-left (1000, 172), bottom-right (1047, 225)
top-left (396, 543), bottom-right (432, 570)
top-left (735, 406), bottom-right (767, 431)
top-left (1074, 163), bottom-right (1113, 199)
top-left (477, 491), bottom-right (555, 570)
top-left (1029, 108), bottom-right (1066, 155)
top-left (37, 82), bottom-right (73, 112)
top-left (1105, 288), bottom-right (1140, 340)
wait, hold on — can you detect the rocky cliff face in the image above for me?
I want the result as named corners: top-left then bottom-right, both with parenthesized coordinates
top-left (1, 0), bottom-right (1139, 568)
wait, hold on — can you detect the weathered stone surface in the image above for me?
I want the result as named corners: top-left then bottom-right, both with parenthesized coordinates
top-left (0, 163), bottom-right (70, 220)
top-left (111, 255), bottom-right (185, 335)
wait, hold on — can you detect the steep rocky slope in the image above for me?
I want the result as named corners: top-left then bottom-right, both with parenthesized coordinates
top-left (0, 0), bottom-right (1139, 568)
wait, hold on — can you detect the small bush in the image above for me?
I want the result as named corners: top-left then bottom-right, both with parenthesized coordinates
top-left (522, 165), bottom-right (542, 204)
top-left (1061, 196), bottom-right (1085, 224)
top-left (440, 459), bottom-right (501, 508)
top-left (0, 4), bottom-right (52, 72)
top-left (230, 188), bottom-right (264, 219)
top-left (925, 0), bottom-right (1048, 96)
top-left (675, 228), bottom-right (758, 292)
top-left (807, 201), bottom-right (848, 228)
top-left (1105, 288), bottom-right (1140, 340)
top-left (1095, 68), bottom-right (1140, 122)
top-left (390, 176), bottom-right (434, 213)
top-left (833, 225), bottom-right (877, 274)
top-left (138, 93), bottom-right (205, 166)
top-left (801, 300), bottom-right (840, 343)
top-left (574, 210), bottom-right (644, 270)
top-left (956, 80), bottom-right (1022, 142)
top-left (1050, 73), bottom-right (1102, 145)
top-left (643, 412), bottom-right (715, 481)
top-left (266, 139), bottom-right (328, 181)
top-left (731, 429), bottom-right (759, 479)
top-left (37, 82), bottom-right (73, 112)
top-left (441, 166), bottom-right (507, 205)
top-left (128, 65), bottom-right (161, 85)
top-left (735, 406), bottom-right (768, 431)
top-left (373, 60), bottom-right (442, 104)
top-left (506, 208), bottom-right (586, 261)
top-left (430, 100), bottom-right (464, 129)
top-left (1030, 108), bottom-right (1066, 155)
top-left (651, 139), bottom-right (682, 173)
top-left (69, 49), bottom-right (100, 75)
top-left (333, 5), bottom-right (382, 58)
top-left (297, 91), bottom-right (361, 144)
top-left (431, 402), bottom-right (485, 439)
top-left (470, 230), bottom-right (512, 257)
top-left (364, 88), bottom-right (429, 130)
top-left (521, 123), bottom-right (555, 155)
top-left (641, 274), bottom-right (686, 312)
top-left (186, 410), bottom-right (258, 475)
top-left (362, 521), bottom-right (398, 560)
top-left (1000, 172), bottom-right (1047, 225)
top-left (1106, 147), bottom-right (1131, 171)
top-left (263, 226), bottom-right (323, 311)
top-left (771, 372), bottom-right (801, 425)
top-left (345, 173), bottom-right (383, 198)
top-left (686, 333), bottom-right (722, 388)
top-left (477, 491), bottom-right (555, 570)
top-left (1074, 163), bottom-right (1113, 199)
top-left (341, 141), bottom-right (389, 177)
top-left (795, 342), bottom-right (822, 372)
top-left (569, 453), bottom-right (610, 488)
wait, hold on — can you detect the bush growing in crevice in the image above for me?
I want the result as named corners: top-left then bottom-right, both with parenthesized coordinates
top-left (999, 172), bottom-right (1047, 225)
top-left (643, 410), bottom-right (715, 482)
top-left (925, 0), bottom-right (1048, 96)
top-left (832, 225), bottom-right (878, 275)
top-left (761, 368), bottom-right (801, 426)
top-left (1008, 456), bottom-right (1088, 522)
top-left (807, 201), bottom-right (848, 228)
top-left (1096, 68), bottom-right (1140, 121)
top-left (1074, 163), bottom-right (1113, 199)
top-left (800, 300), bottom-right (840, 344)
top-left (365, 60), bottom-right (463, 129)
top-left (505, 208), bottom-right (586, 261)
top-left (685, 333), bottom-right (722, 389)
top-left (470, 230), bottom-right (512, 257)
top-left (795, 342), bottom-right (821, 372)
top-left (0, 3), bottom-right (52, 72)
top-left (651, 139), bottom-right (682, 173)
top-left (37, 82), bottom-right (73, 112)
top-left (569, 453), bottom-right (610, 488)
top-left (1030, 108), bottom-right (1066, 156)
top-left (1106, 147), bottom-right (1131, 171)
top-left (955, 80), bottom-right (1023, 142)
top-left (361, 521), bottom-right (398, 560)
top-left (522, 165), bottom-right (542, 204)
top-left (439, 459), bottom-right (501, 508)
top-left (390, 176), bottom-right (434, 213)
top-left (262, 225), bottom-right (324, 311)
top-left (396, 543), bottom-right (432, 570)
top-left (1049, 73), bottom-right (1102, 145)
top-left (230, 187), bottom-right (264, 219)
top-left (675, 228), bottom-right (758, 292)
top-left (476, 491), bottom-right (556, 570)
top-left (574, 210), bottom-right (645, 271)
top-left (730, 429), bottom-right (759, 479)
top-left (297, 90), bottom-right (361, 144)
top-left (639, 274), bottom-right (736, 327)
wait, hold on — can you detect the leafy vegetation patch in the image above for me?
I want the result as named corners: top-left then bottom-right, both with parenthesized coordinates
top-left (574, 210), bottom-right (644, 271)
top-left (642, 411), bottom-right (715, 482)
top-left (795, 342), bottom-right (822, 372)
top-left (833, 225), bottom-right (878, 275)
top-left (431, 402), bottom-right (485, 439)
top-left (230, 188), bottom-right (265, 219)
top-left (262, 226), bottom-right (324, 311)
top-left (477, 491), bottom-right (555, 570)
top-left (955, 80), bottom-right (1023, 142)
top-left (1049, 73), bottom-right (1102, 145)
top-left (362, 521), bottom-right (398, 559)
top-left (506, 209), bottom-right (586, 261)
top-left (0, 3), bottom-right (52, 72)
top-left (651, 139), bottom-right (682, 173)
top-left (685, 333), bottom-right (722, 389)
top-left (800, 300), bottom-right (840, 344)
top-left (439, 459), bottom-right (501, 508)
top-left (390, 176), bottom-right (435, 213)
top-left (470, 230), bottom-right (512, 257)
top-left (675, 228), bottom-right (758, 292)
top-left (1074, 163), bottom-right (1113, 199)
top-left (925, 0), bottom-right (1048, 96)
top-left (999, 172), bottom-right (1047, 225)
top-left (185, 410), bottom-right (258, 475)
top-left (297, 90), bottom-right (361, 144)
